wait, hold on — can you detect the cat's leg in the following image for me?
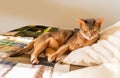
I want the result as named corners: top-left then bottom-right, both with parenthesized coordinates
top-left (45, 37), bottom-right (59, 62)
top-left (31, 40), bottom-right (49, 64)
top-left (48, 44), bottom-right (69, 62)
top-left (18, 40), bottom-right (34, 52)
top-left (10, 40), bottom-right (34, 56)
top-left (45, 48), bottom-right (56, 60)
top-left (31, 37), bottom-right (59, 64)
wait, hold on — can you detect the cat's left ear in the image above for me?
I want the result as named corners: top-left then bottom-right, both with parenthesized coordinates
top-left (95, 18), bottom-right (104, 26)
top-left (77, 19), bottom-right (86, 27)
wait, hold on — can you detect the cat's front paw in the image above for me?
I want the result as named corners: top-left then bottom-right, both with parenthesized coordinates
top-left (56, 58), bottom-right (63, 63)
top-left (48, 54), bottom-right (57, 62)
top-left (31, 56), bottom-right (39, 64)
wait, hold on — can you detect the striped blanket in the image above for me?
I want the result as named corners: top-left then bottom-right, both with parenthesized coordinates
top-left (0, 59), bottom-right (71, 78)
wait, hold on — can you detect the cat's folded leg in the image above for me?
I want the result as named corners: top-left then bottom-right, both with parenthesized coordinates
top-left (31, 37), bottom-right (58, 64)
top-left (31, 40), bottom-right (49, 64)
top-left (48, 44), bottom-right (69, 62)
top-left (45, 48), bottom-right (56, 60)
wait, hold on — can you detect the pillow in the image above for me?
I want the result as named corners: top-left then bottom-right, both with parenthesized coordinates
top-left (59, 63), bottom-right (120, 78)
top-left (63, 22), bottom-right (120, 66)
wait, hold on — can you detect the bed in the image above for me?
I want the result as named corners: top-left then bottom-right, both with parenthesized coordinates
top-left (0, 21), bottom-right (120, 78)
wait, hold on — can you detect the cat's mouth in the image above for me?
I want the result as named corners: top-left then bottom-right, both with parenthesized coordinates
top-left (84, 34), bottom-right (98, 40)
top-left (85, 37), bottom-right (94, 40)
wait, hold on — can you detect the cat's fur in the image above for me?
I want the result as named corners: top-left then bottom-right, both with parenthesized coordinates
top-left (11, 18), bottom-right (103, 64)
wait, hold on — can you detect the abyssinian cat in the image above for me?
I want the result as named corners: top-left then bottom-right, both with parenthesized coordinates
top-left (11, 18), bottom-right (103, 64)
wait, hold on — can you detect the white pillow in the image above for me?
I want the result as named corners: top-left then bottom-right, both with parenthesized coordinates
top-left (59, 63), bottom-right (120, 78)
top-left (63, 22), bottom-right (120, 66)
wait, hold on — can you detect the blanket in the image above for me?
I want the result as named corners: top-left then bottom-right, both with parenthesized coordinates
top-left (0, 59), bottom-right (71, 78)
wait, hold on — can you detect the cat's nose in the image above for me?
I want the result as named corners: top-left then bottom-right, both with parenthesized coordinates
top-left (87, 36), bottom-right (93, 40)
top-left (87, 32), bottom-right (91, 37)
top-left (88, 34), bottom-right (92, 40)
top-left (86, 37), bottom-right (92, 40)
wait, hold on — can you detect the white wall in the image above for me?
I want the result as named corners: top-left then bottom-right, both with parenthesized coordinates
top-left (0, 0), bottom-right (120, 33)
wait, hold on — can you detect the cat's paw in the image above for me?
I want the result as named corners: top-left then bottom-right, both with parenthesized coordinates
top-left (31, 56), bottom-right (39, 64)
top-left (47, 54), bottom-right (56, 62)
top-left (56, 58), bottom-right (62, 63)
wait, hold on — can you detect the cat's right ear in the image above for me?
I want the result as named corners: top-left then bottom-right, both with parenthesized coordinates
top-left (96, 18), bottom-right (104, 26)
top-left (77, 19), bottom-right (86, 27)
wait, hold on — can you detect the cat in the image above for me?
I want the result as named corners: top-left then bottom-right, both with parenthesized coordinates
top-left (11, 18), bottom-right (103, 64)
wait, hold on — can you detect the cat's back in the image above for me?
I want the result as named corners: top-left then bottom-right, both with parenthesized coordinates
top-left (52, 29), bottom-right (74, 45)
top-left (34, 29), bottom-right (74, 45)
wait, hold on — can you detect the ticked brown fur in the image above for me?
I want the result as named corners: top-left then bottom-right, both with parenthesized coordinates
top-left (12, 18), bottom-right (103, 64)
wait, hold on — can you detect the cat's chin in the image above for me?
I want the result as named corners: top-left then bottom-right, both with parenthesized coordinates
top-left (85, 36), bottom-right (98, 40)
top-left (85, 37), bottom-right (93, 40)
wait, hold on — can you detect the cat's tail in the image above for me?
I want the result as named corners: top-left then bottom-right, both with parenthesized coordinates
top-left (10, 40), bottom-right (35, 57)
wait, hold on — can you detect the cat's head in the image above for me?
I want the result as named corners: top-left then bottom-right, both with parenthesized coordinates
top-left (78, 18), bottom-right (103, 40)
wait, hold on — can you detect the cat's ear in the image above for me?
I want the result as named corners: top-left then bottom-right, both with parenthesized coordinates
top-left (77, 19), bottom-right (86, 27)
top-left (95, 18), bottom-right (104, 26)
